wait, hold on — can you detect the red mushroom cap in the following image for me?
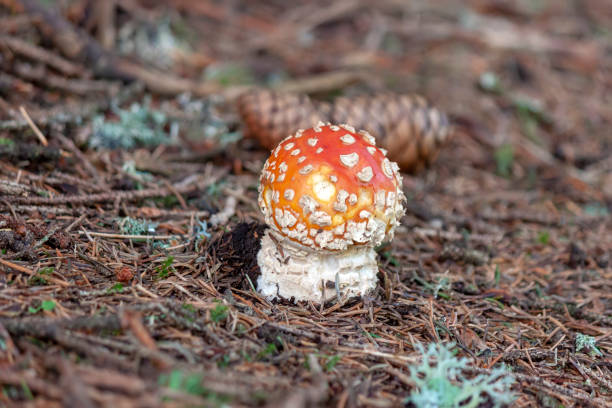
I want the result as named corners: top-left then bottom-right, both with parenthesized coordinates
top-left (258, 123), bottom-right (404, 251)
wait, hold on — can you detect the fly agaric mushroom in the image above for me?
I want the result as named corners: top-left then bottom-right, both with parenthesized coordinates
top-left (257, 122), bottom-right (405, 302)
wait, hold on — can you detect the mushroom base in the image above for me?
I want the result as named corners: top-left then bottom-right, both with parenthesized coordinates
top-left (257, 230), bottom-right (379, 302)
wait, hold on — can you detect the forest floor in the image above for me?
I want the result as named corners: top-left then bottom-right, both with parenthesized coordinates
top-left (0, 1), bottom-right (611, 407)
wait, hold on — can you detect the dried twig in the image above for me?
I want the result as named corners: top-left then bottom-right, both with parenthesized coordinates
top-left (4, 172), bottom-right (226, 205)
top-left (0, 35), bottom-right (83, 75)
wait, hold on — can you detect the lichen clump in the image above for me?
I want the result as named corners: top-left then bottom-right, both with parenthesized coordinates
top-left (406, 343), bottom-right (515, 408)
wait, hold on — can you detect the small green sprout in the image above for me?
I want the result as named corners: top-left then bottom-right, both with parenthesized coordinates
top-left (494, 265), bottom-right (501, 287)
top-left (256, 343), bottom-right (278, 360)
top-left (210, 300), bottom-right (228, 323)
top-left (364, 331), bottom-right (381, 339)
top-left (181, 303), bottom-right (196, 322)
top-left (324, 355), bottom-right (341, 372)
top-left (494, 144), bottom-right (514, 178)
top-left (516, 104), bottom-right (539, 143)
top-left (241, 351), bottom-right (252, 362)
top-left (405, 342), bottom-right (515, 408)
top-left (182, 303), bottom-right (197, 314)
top-left (484, 297), bottom-right (505, 309)
top-left (28, 300), bottom-right (56, 314)
top-left (156, 256), bottom-right (175, 279)
top-left (29, 267), bottom-right (54, 286)
top-left (160, 370), bottom-right (204, 395)
top-left (514, 98), bottom-right (551, 126)
top-left (158, 370), bottom-right (230, 405)
top-left (537, 231), bottom-right (550, 245)
top-left (381, 250), bottom-right (400, 266)
top-left (217, 354), bottom-right (231, 369)
top-left (107, 283), bottom-right (125, 294)
top-left (21, 381), bottom-right (34, 400)
top-left (152, 195), bottom-right (179, 209)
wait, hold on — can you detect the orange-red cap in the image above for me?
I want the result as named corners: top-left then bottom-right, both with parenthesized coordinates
top-left (258, 123), bottom-right (405, 251)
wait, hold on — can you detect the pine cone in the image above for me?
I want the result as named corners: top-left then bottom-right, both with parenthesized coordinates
top-left (330, 94), bottom-right (451, 172)
top-left (237, 89), bottom-right (328, 149)
top-left (237, 89), bottom-right (451, 172)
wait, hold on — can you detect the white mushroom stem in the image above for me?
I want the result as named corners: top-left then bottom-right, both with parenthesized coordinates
top-left (257, 230), bottom-right (379, 302)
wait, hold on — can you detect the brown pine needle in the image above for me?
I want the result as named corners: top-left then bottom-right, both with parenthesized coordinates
top-left (19, 105), bottom-right (48, 146)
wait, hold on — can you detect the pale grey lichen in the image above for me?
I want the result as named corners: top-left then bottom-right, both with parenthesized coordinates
top-left (90, 99), bottom-right (172, 150)
top-left (117, 217), bottom-right (158, 235)
top-left (575, 333), bottom-right (603, 358)
top-left (406, 342), bottom-right (515, 408)
top-left (118, 17), bottom-right (190, 70)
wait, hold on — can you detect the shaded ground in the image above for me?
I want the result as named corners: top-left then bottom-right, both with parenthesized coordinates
top-left (0, 0), bottom-right (611, 407)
